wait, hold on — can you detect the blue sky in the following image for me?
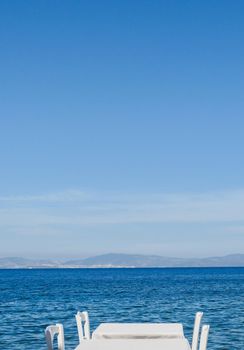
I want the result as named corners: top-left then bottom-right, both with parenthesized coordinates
top-left (0, 1), bottom-right (244, 258)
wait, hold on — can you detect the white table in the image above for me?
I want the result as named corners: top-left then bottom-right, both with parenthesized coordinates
top-left (75, 339), bottom-right (190, 350)
top-left (92, 323), bottom-right (184, 340)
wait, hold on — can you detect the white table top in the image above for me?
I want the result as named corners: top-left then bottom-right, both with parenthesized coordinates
top-left (92, 323), bottom-right (184, 339)
top-left (75, 339), bottom-right (190, 350)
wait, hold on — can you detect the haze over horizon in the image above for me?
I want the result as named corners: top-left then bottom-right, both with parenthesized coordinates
top-left (1, 252), bottom-right (244, 261)
top-left (0, 1), bottom-right (244, 258)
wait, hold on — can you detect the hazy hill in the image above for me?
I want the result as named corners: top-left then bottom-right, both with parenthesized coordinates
top-left (65, 253), bottom-right (185, 267)
top-left (0, 257), bottom-right (59, 268)
top-left (65, 253), bottom-right (244, 267)
top-left (1, 253), bottom-right (244, 268)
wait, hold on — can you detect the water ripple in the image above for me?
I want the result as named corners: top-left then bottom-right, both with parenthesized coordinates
top-left (0, 268), bottom-right (243, 350)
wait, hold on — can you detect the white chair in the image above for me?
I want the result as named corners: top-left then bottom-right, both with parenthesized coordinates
top-left (191, 312), bottom-right (203, 350)
top-left (45, 323), bottom-right (65, 350)
top-left (76, 311), bottom-right (91, 342)
top-left (199, 325), bottom-right (210, 350)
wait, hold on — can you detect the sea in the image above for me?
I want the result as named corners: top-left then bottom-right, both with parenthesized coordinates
top-left (0, 267), bottom-right (243, 350)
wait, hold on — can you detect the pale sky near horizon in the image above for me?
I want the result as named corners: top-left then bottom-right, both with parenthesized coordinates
top-left (0, 1), bottom-right (244, 258)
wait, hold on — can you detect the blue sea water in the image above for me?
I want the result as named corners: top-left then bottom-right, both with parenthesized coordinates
top-left (0, 268), bottom-right (243, 350)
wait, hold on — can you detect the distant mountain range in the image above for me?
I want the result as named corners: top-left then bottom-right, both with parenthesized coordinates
top-left (0, 253), bottom-right (244, 268)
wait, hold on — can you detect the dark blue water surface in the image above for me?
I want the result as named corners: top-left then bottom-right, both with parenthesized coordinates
top-left (0, 268), bottom-right (243, 350)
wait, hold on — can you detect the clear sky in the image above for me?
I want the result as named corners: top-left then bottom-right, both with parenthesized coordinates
top-left (0, 1), bottom-right (244, 258)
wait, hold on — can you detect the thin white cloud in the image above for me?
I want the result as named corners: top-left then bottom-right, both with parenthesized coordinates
top-left (0, 189), bottom-right (244, 231)
top-left (223, 225), bottom-right (244, 233)
top-left (0, 189), bottom-right (89, 202)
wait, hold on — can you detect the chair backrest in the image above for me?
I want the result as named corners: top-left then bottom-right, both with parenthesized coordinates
top-left (76, 311), bottom-right (91, 342)
top-left (199, 325), bottom-right (210, 350)
top-left (191, 312), bottom-right (203, 350)
top-left (45, 323), bottom-right (65, 350)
